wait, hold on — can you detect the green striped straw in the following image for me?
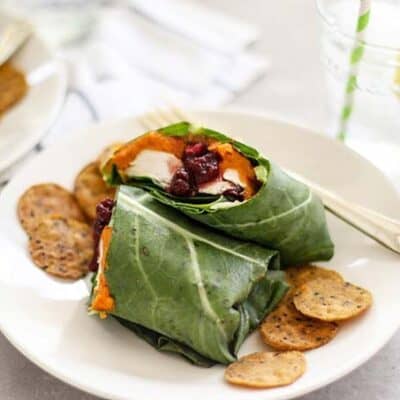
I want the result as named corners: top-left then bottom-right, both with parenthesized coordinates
top-left (337, 0), bottom-right (371, 141)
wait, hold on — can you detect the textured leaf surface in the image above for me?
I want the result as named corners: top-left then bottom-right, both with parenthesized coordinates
top-left (105, 122), bottom-right (334, 266)
top-left (116, 317), bottom-right (215, 367)
top-left (100, 186), bottom-right (288, 365)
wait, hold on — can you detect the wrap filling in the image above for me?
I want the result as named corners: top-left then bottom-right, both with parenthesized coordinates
top-left (105, 131), bottom-right (260, 201)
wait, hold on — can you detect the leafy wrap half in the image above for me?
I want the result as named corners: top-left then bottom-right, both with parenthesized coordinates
top-left (90, 186), bottom-right (288, 365)
top-left (103, 122), bottom-right (334, 266)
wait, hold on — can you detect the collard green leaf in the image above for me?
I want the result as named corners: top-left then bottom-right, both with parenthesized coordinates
top-left (116, 317), bottom-right (215, 367)
top-left (96, 186), bottom-right (287, 365)
top-left (186, 162), bottom-right (334, 266)
top-left (105, 123), bottom-right (334, 266)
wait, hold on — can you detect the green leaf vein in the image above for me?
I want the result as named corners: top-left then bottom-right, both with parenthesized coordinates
top-left (211, 190), bottom-right (313, 229)
top-left (119, 192), bottom-right (266, 267)
top-left (186, 237), bottom-right (227, 340)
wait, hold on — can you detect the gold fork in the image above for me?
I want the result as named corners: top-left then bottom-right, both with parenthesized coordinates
top-left (137, 107), bottom-right (400, 255)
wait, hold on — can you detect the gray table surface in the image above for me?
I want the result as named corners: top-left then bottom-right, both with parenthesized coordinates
top-left (1, 0), bottom-right (399, 399)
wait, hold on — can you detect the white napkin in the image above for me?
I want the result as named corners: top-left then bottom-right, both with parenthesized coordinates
top-left (127, 0), bottom-right (260, 54)
top-left (95, 7), bottom-right (267, 94)
top-left (40, 42), bottom-right (233, 146)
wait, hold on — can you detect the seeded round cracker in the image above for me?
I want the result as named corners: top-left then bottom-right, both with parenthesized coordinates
top-left (224, 351), bottom-right (306, 388)
top-left (74, 162), bottom-right (115, 220)
top-left (293, 279), bottom-right (373, 321)
top-left (29, 216), bottom-right (93, 280)
top-left (286, 265), bottom-right (343, 287)
top-left (18, 183), bottom-right (86, 234)
top-left (260, 293), bottom-right (339, 351)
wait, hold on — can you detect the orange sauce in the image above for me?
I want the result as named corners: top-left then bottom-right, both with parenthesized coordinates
top-left (208, 143), bottom-right (258, 199)
top-left (91, 227), bottom-right (115, 313)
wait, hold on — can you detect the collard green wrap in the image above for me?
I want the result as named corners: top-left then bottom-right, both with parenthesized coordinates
top-left (92, 186), bottom-right (288, 365)
top-left (104, 122), bottom-right (334, 266)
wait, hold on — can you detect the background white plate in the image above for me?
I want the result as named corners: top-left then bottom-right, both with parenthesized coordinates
top-left (0, 110), bottom-right (399, 400)
top-left (0, 25), bottom-right (66, 172)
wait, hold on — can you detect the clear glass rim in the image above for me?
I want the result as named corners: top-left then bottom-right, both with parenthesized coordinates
top-left (316, 0), bottom-right (400, 53)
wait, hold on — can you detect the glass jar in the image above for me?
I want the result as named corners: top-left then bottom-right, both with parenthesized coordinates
top-left (317, 0), bottom-right (400, 185)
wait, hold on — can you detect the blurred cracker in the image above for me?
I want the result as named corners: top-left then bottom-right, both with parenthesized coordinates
top-left (260, 293), bottom-right (338, 351)
top-left (29, 216), bottom-right (93, 280)
top-left (74, 162), bottom-right (115, 220)
top-left (286, 265), bottom-right (343, 287)
top-left (293, 279), bottom-right (372, 322)
top-left (18, 183), bottom-right (86, 234)
top-left (224, 351), bottom-right (306, 388)
top-left (0, 62), bottom-right (27, 116)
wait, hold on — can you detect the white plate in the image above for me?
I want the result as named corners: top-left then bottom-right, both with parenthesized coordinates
top-left (0, 110), bottom-right (399, 400)
top-left (0, 26), bottom-right (66, 172)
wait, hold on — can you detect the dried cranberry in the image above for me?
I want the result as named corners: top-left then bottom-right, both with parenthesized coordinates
top-left (95, 198), bottom-right (114, 225)
top-left (184, 142), bottom-right (208, 158)
top-left (223, 185), bottom-right (244, 201)
top-left (169, 179), bottom-right (191, 196)
top-left (168, 142), bottom-right (223, 197)
top-left (184, 152), bottom-right (220, 185)
top-left (173, 167), bottom-right (190, 181)
top-left (168, 167), bottom-right (195, 197)
top-left (89, 198), bottom-right (115, 272)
